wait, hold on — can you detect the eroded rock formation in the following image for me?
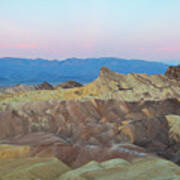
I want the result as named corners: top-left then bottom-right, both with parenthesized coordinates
top-left (165, 65), bottom-right (180, 81)
top-left (55, 80), bottom-right (83, 89)
top-left (0, 66), bottom-right (179, 104)
top-left (0, 65), bottom-right (180, 179)
top-left (0, 98), bottom-right (180, 166)
top-left (59, 157), bottom-right (180, 180)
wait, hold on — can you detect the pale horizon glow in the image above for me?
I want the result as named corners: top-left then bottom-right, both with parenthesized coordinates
top-left (0, 0), bottom-right (180, 64)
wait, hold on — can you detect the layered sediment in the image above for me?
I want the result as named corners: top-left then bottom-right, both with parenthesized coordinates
top-left (0, 65), bottom-right (180, 179)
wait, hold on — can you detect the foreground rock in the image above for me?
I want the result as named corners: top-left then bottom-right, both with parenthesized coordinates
top-left (1, 133), bottom-right (154, 168)
top-left (0, 144), bottom-right (30, 160)
top-left (59, 157), bottom-right (180, 180)
top-left (0, 157), bottom-right (70, 180)
top-left (0, 143), bottom-right (179, 180)
top-left (0, 153), bottom-right (179, 180)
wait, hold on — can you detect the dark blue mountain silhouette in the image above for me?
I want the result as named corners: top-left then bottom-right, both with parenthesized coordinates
top-left (0, 57), bottom-right (169, 86)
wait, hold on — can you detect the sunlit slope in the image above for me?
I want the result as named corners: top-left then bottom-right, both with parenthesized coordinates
top-left (0, 67), bottom-right (180, 106)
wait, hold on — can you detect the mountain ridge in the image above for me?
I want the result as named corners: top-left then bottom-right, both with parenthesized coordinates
top-left (0, 57), bottom-right (169, 86)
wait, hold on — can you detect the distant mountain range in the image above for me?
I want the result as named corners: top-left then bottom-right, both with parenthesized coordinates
top-left (0, 57), bottom-right (169, 86)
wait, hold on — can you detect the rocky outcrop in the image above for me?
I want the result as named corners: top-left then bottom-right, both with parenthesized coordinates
top-left (53, 66), bottom-right (180, 102)
top-left (0, 157), bottom-right (70, 180)
top-left (0, 149), bottom-right (179, 180)
top-left (166, 115), bottom-right (180, 142)
top-left (0, 67), bottom-right (179, 104)
top-left (35, 81), bottom-right (54, 90)
top-left (55, 80), bottom-right (83, 89)
top-left (59, 157), bottom-right (180, 180)
top-left (0, 144), bottom-right (30, 160)
top-left (165, 65), bottom-right (180, 80)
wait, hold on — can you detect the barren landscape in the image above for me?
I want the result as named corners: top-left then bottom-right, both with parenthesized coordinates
top-left (0, 65), bottom-right (179, 179)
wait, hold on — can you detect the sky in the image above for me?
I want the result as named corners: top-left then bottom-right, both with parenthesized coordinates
top-left (0, 0), bottom-right (180, 64)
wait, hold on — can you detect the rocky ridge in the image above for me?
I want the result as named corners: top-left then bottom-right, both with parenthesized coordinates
top-left (0, 66), bottom-right (179, 104)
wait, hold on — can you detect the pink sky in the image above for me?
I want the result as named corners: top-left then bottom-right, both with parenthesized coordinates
top-left (0, 0), bottom-right (180, 64)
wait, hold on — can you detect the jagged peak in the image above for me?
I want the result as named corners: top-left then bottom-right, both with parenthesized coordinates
top-left (99, 66), bottom-right (118, 79)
